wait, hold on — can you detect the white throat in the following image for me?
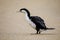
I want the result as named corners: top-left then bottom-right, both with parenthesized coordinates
top-left (25, 13), bottom-right (36, 29)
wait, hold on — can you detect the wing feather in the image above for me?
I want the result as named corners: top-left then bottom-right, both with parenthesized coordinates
top-left (30, 16), bottom-right (46, 28)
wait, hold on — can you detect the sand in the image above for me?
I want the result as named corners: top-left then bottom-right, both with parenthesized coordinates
top-left (0, 0), bottom-right (60, 40)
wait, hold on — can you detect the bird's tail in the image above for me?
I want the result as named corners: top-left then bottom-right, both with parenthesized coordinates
top-left (46, 28), bottom-right (55, 30)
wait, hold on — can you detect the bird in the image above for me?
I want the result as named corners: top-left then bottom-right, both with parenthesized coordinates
top-left (19, 8), bottom-right (55, 34)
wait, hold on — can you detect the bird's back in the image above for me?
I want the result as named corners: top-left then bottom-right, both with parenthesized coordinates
top-left (30, 16), bottom-right (47, 29)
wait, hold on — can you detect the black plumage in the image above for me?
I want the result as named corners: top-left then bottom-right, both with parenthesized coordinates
top-left (20, 8), bottom-right (55, 34)
top-left (30, 16), bottom-right (46, 29)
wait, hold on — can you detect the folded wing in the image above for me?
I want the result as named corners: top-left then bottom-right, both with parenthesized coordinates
top-left (30, 16), bottom-right (47, 29)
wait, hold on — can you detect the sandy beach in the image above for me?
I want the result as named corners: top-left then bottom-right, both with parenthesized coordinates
top-left (0, 0), bottom-right (60, 40)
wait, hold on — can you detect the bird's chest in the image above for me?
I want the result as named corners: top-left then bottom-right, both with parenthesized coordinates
top-left (26, 16), bottom-right (36, 29)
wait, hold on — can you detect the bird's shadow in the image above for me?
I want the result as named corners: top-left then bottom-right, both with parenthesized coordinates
top-left (30, 33), bottom-right (56, 35)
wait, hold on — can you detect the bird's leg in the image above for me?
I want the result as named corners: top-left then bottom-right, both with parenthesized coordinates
top-left (37, 31), bottom-right (38, 34)
top-left (39, 29), bottom-right (41, 34)
top-left (36, 30), bottom-right (38, 34)
top-left (36, 26), bottom-right (39, 34)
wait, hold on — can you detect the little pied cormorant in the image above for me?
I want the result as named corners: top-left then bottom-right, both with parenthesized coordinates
top-left (19, 8), bottom-right (55, 34)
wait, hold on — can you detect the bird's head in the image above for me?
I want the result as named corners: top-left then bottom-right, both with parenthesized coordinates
top-left (20, 8), bottom-right (28, 13)
top-left (19, 8), bottom-right (30, 17)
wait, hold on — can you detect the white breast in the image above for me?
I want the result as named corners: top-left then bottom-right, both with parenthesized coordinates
top-left (25, 14), bottom-right (36, 29)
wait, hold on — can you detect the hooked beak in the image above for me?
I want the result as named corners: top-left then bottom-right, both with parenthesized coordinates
top-left (16, 9), bottom-right (21, 13)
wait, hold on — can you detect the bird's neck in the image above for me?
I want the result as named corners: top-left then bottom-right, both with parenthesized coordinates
top-left (25, 12), bottom-right (30, 19)
top-left (25, 12), bottom-right (31, 23)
